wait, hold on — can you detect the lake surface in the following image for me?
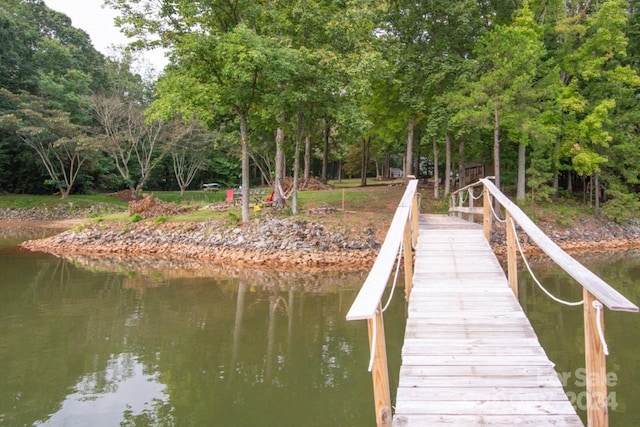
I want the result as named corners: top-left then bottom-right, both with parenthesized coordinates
top-left (0, 227), bottom-right (638, 426)
top-left (0, 229), bottom-right (407, 426)
top-left (518, 250), bottom-right (640, 426)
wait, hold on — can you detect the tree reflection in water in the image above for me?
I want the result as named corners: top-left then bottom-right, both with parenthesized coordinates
top-left (0, 251), bottom-right (403, 426)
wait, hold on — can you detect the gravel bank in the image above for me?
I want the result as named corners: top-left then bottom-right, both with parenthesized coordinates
top-left (20, 217), bottom-right (382, 270)
top-left (7, 206), bottom-right (640, 270)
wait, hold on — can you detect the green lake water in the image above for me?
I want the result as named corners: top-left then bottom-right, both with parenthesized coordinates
top-left (518, 250), bottom-right (640, 426)
top-left (0, 227), bottom-right (638, 426)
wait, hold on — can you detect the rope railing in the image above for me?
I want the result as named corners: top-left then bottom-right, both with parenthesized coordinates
top-left (508, 216), bottom-right (583, 307)
top-left (449, 177), bottom-right (638, 427)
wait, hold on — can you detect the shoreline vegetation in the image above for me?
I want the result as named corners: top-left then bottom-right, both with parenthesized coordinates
top-left (3, 184), bottom-right (640, 271)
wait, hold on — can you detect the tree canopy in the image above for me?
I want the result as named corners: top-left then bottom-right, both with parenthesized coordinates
top-left (0, 0), bottom-right (639, 220)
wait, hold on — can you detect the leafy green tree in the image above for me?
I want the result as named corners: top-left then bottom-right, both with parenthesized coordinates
top-left (452, 2), bottom-right (546, 194)
top-left (554, 0), bottom-right (640, 215)
top-left (0, 89), bottom-right (92, 198)
top-left (114, 0), bottom-right (296, 221)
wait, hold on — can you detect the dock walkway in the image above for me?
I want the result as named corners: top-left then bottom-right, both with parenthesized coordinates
top-left (393, 214), bottom-right (583, 426)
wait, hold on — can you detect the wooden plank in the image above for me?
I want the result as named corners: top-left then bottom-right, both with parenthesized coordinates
top-left (395, 400), bottom-right (579, 416)
top-left (394, 414), bottom-right (583, 426)
top-left (397, 385), bottom-right (570, 399)
top-left (398, 365), bottom-right (560, 377)
top-left (400, 354), bottom-right (555, 366)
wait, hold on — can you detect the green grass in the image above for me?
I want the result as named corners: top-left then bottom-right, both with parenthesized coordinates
top-left (0, 193), bottom-right (127, 210)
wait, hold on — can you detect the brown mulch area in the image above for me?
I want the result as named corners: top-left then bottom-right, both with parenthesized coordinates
top-left (129, 195), bottom-right (193, 219)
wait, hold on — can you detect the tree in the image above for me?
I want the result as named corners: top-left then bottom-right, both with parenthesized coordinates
top-left (90, 92), bottom-right (171, 194)
top-left (0, 89), bottom-right (92, 198)
top-left (453, 2), bottom-right (546, 194)
top-left (554, 0), bottom-right (640, 215)
top-left (171, 121), bottom-right (213, 196)
top-left (108, 0), bottom-right (297, 222)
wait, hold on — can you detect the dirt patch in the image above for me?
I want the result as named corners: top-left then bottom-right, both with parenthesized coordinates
top-left (129, 195), bottom-right (193, 219)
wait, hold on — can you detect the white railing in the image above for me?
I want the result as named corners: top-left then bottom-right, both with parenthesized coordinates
top-left (346, 179), bottom-right (419, 427)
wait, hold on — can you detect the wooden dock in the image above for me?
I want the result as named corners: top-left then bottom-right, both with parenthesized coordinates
top-left (393, 214), bottom-right (583, 426)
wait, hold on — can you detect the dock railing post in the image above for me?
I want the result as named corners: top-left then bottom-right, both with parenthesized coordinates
top-left (583, 289), bottom-right (609, 427)
top-left (411, 191), bottom-right (419, 247)
top-left (482, 185), bottom-right (491, 241)
top-left (469, 189), bottom-right (475, 223)
top-left (404, 221), bottom-right (414, 301)
top-left (367, 306), bottom-right (392, 427)
top-left (505, 212), bottom-right (518, 298)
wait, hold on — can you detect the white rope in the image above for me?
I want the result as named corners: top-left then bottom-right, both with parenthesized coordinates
top-left (509, 217), bottom-right (584, 307)
top-left (488, 198), bottom-right (507, 223)
top-left (593, 300), bottom-right (609, 356)
top-left (382, 237), bottom-right (403, 313)
top-left (469, 187), bottom-right (484, 200)
top-left (459, 191), bottom-right (468, 204)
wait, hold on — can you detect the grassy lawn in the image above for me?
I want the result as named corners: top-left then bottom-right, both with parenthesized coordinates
top-left (0, 194), bottom-right (128, 210)
top-left (0, 183), bottom-right (411, 228)
top-left (0, 183), bottom-right (603, 232)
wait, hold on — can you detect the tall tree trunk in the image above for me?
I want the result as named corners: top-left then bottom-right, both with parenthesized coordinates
top-left (493, 104), bottom-right (501, 191)
top-left (458, 136), bottom-right (466, 188)
top-left (444, 133), bottom-right (451, 195)
top-left (360, 137), bottom-right (369, 187)
top-left (304, 135), bottom-right (311, 181)
top-left (553, 137), bottom-right (560, 198)
top-left (517, 142), bottom-right (526, 200)
top-left (415, 126), bottom-right (421, 178)
top-left (594, 172), bottom-right (600, 217)
top-left (273, 116), bottom-right (285, 209)
top-left (433, 136), bottom-right (439, 199)
top-left (292, 111), bottom-right (303, 215)
top-left (239, 111), bottom-right (250, 222)
top-left (321, 120), bottom-right (329, 183)
top-left (406, 116), bottom-right (415, 178)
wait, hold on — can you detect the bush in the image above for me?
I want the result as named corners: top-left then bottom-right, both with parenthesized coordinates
top-left (602, 191), bottom-right (640, 223)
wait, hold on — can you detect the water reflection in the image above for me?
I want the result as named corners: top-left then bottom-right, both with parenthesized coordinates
top-left (39, 354), bottom-right (169, 426)
top-left (0, 249), bottom-right (403, 426)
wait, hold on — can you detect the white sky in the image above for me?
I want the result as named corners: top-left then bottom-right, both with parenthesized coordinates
top-left (43, 0), bottom-right (168, 74)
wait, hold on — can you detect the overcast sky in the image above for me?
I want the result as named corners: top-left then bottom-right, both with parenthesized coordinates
top-left (43, 0), bottom-right (167, 73)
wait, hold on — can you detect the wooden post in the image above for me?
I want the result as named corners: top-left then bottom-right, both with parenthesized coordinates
top-left (583, 290), bottom-right (609, 427)
top-left (483, 186), bottom-right (491, 241)
top-left (403, 222), bottom-right (414, 301)
top-left (411, 192), bottom-right (419, 247)
top-left (367, 308), bottom-right (392, 427)
top-left (457, 192), bottom-right (463, 219)
top-left (505, 212), bottom-right (518, 298)
top-left (469, 189), bottom-right (475, 223)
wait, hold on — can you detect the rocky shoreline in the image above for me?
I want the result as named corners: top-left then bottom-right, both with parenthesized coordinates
top-left (19, 216), bottom-right (383, 270)
top-left (6, 206), bottom-right (640, 270)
